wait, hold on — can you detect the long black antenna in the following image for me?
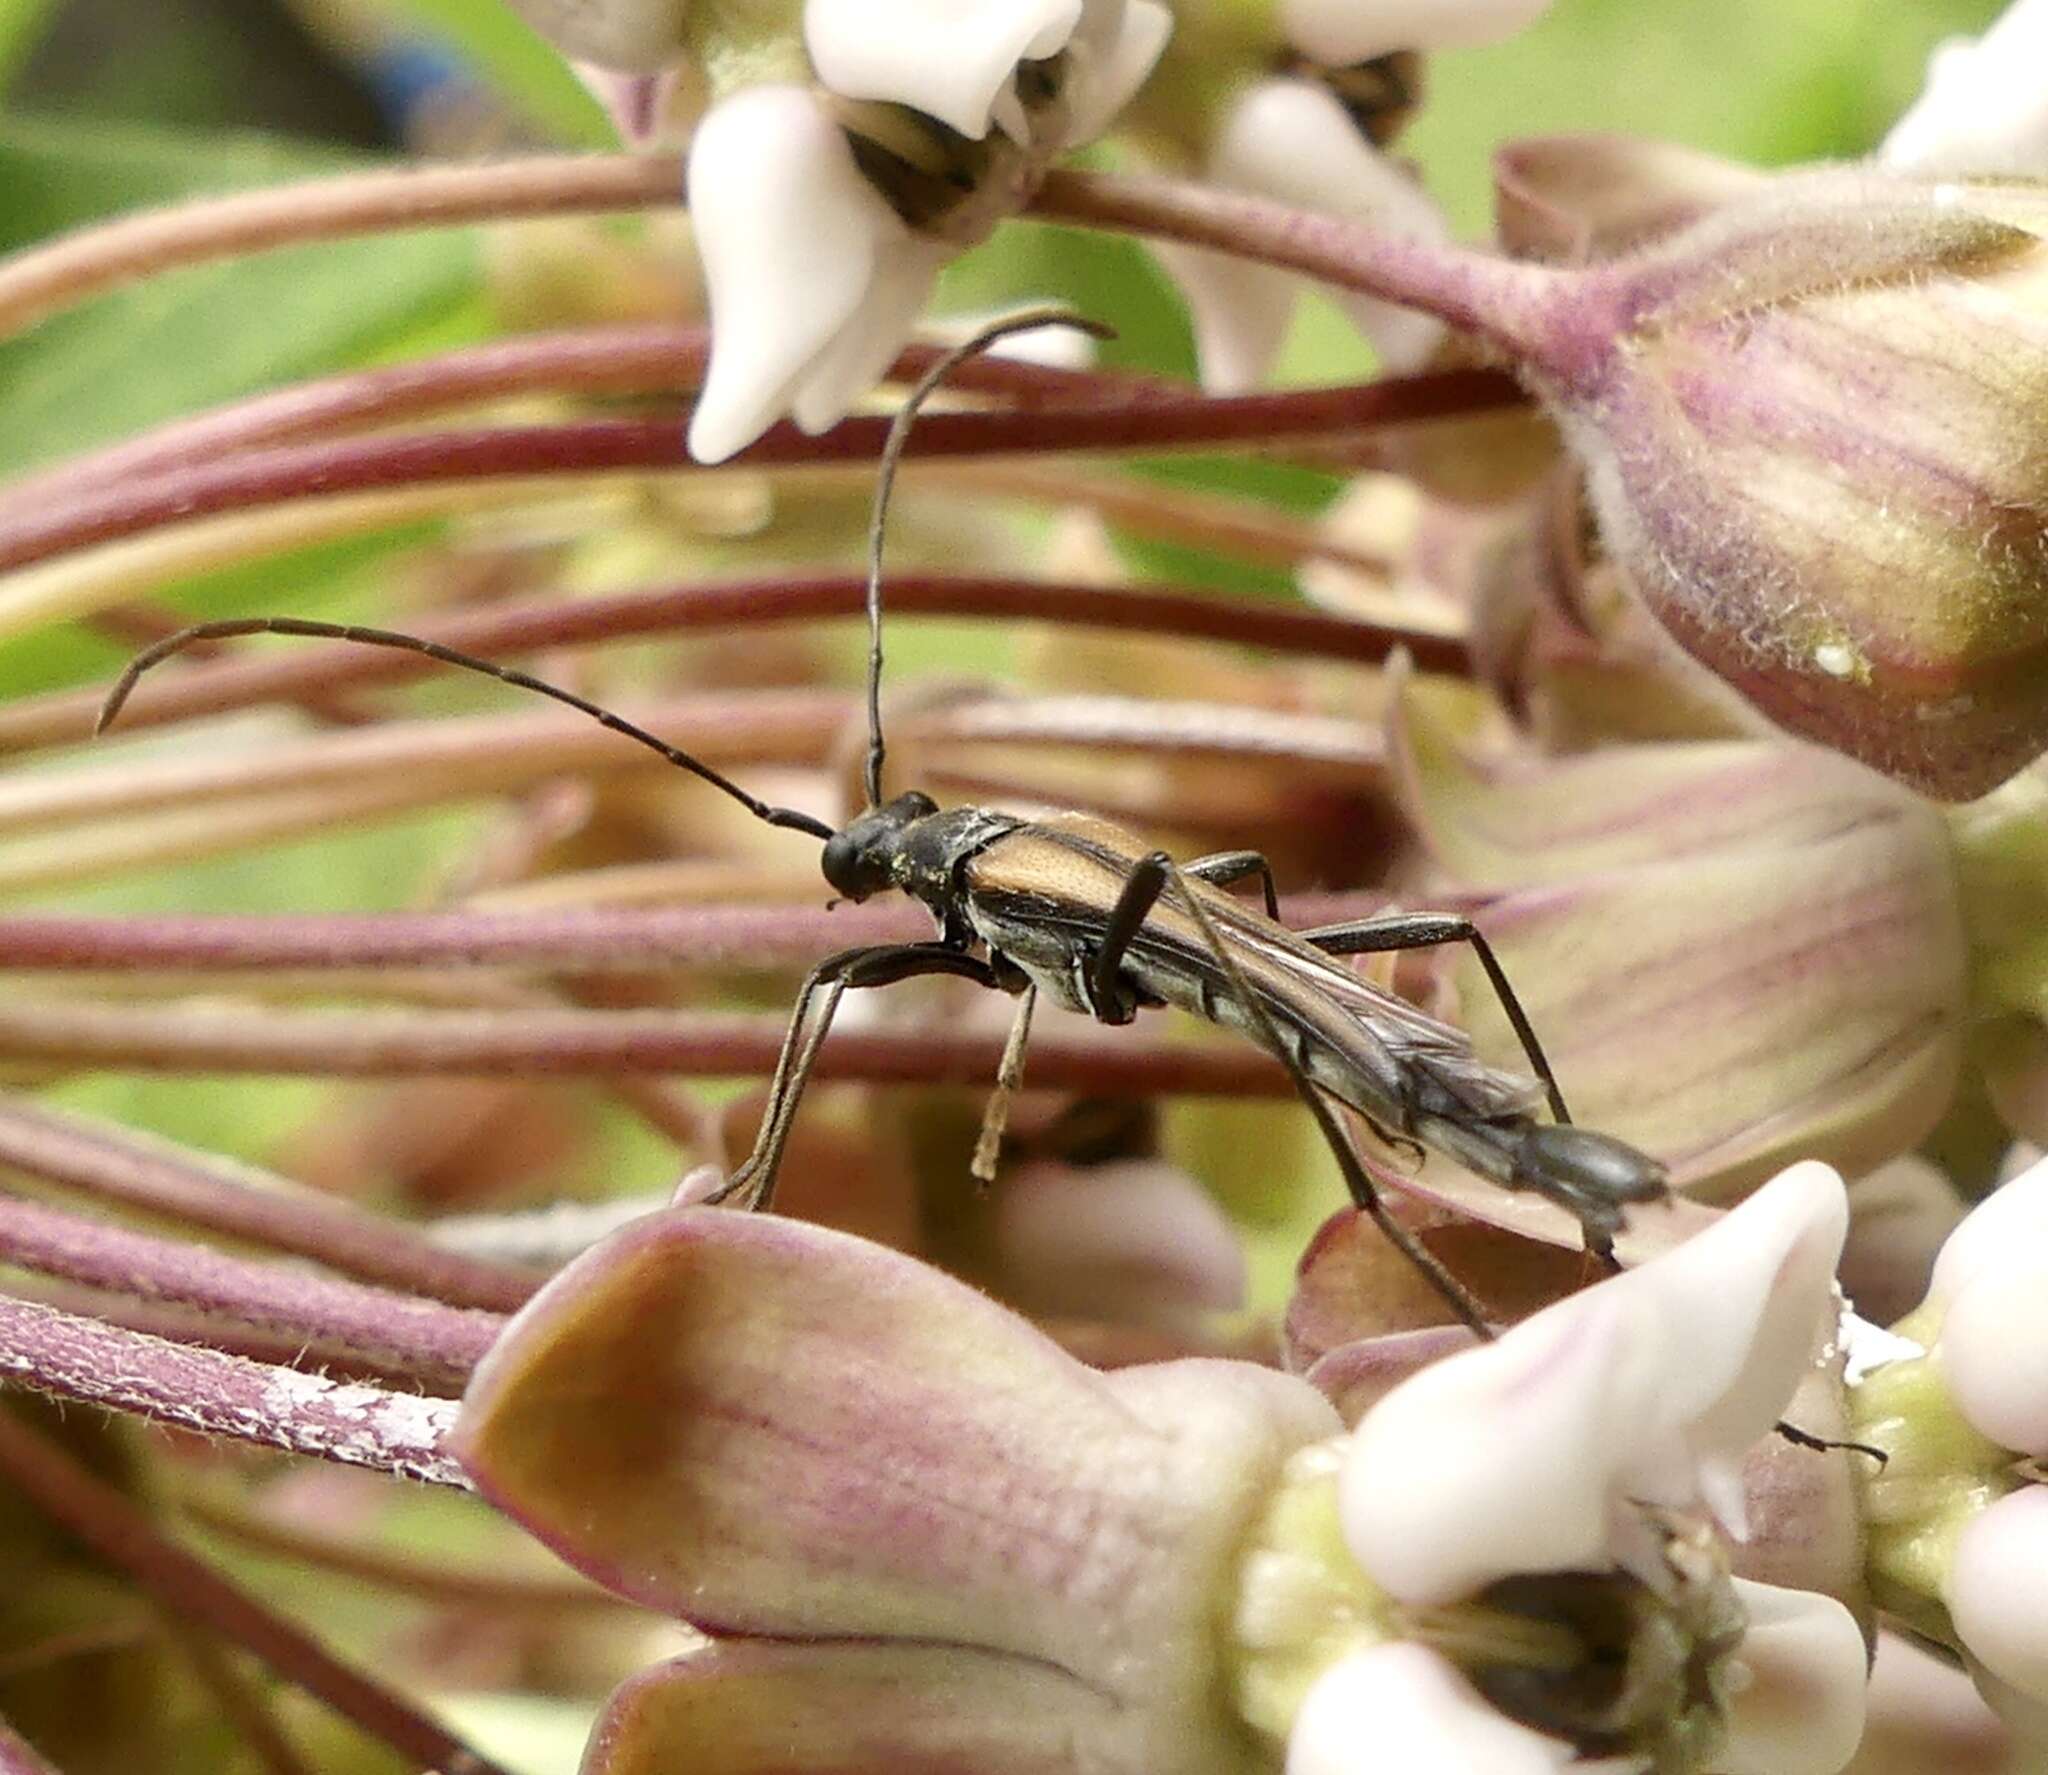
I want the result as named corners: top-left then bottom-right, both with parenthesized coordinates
top-left (861, 307), bottom-right (1116, 809)
top-left (94, 617), bottom-right (840, 842)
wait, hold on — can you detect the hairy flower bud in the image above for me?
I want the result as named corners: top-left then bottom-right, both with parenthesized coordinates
top-left (1384, 669), bottom-right (1967, 1206)
top-left (1526, 171), bottom-right (2048, 798)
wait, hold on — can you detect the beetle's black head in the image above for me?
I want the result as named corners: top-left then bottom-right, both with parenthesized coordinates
top-left (821, 791), bottom-right (940, 900)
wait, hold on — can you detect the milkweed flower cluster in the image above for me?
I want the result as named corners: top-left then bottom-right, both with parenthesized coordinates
top-left (452, 1162), bottom-right (1868, 1774)
top-left (511, 0), bottom-right (1580, 459)
top-left (1849, 1153), bottom-right (2048, 1731)
top-left (516, 0), bottom-right (1171, 459)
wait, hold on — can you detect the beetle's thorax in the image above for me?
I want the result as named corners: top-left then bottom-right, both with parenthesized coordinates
top-left (819, 792), bottom-right (1022, 919)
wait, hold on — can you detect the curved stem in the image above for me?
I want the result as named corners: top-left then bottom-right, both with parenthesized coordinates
top-left (0, 888), bottom-right (1403, 973)
top-left (182, 1494), bottom-right (627, 1613)
top-left (0, 329), bottom-right (1177, 516)
top-left (0, 575), bottom-right (1465, 756)
top-left (0, 1193), bottom-right (505, 1385)
top-left (0, 372), bottom-right (1519, 578)
top-left (1032, 167), bottom-right (1577, 370)
top-left (0, 153), bottom-right (684, 342)
top-left (0, 1296), bottom-right (468, 1484)
top-left (0, 1094), bottom-right (540, 1311)
top-left (0, 689), bottom-right (844, 836)
top-left (0, 996), bottom-right (1295, 1094)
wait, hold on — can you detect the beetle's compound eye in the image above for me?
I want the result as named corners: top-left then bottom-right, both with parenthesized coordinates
top-left (815, 827), bottom-right (888, 896)
top-left (821, 830), bottom-right (877, 900)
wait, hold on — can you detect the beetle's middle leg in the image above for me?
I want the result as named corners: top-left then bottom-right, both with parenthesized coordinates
top-left (1297, 912), bottom-right (1570, 1124)
top-left (1083, 850), bottom-right (1172, 1024)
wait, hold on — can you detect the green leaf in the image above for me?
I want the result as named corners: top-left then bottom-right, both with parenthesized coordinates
top-left (383, 0), bottom-right (614, 146)
top-left (0, 112), bottom-right (483, 475)
top-left (0, 0), bottom-right (55, 90)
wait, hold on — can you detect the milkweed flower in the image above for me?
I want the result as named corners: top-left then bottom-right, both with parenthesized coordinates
top-left (1849, 1152), bottom-right (2048, 1726)
top-left (1882, 0), bottom-right (2048, 176)
top-left (1142, 77), bottom-right (1451, 392)
top-left (682, 0), bottom-right (1169, 461)
top-left (508, 0), bottom-right (1169, 460)
top-left (454, 1159), bottom-right (1865, 1775)
top-left (1133, 0), bottom-right (1561, 391)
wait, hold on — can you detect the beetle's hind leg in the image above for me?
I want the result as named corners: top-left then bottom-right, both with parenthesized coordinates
top-left (1184, 848), bottom-right (1282, 919)
top-left (710, 942), bottom-right (1000, 1212)
top-left (1156, 858), bottom-right (1494, 1338)
top-left (1298, 911), bottom-right (1571, 1125)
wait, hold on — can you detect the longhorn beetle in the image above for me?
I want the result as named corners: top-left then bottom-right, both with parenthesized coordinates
top-left (98, 310), bottom-right (1668, 1332)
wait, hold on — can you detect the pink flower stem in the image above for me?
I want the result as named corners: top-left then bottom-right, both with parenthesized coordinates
top-left (1032, 167), bottom-right (1575, 369)
top-left (0, 153), bottom-right (685, 341)
top-left (0, 572), bottom-right (1467, 755)
top-left (0, 997), bottom-right (1297, 1094)
top-left (0, 1192), bottom-right (507, 1385)
top-left (0, 1408), bottom-right (506, 1773)
top-left (0, 1095), bottom-right (540, 1311)
top-left (0, 887), bottom-right (1397, 975)
top-left (10, 1279), bottom-right (461, 1391)
top-left (0, 371), bottom-right (1520, 579)
top-left (0, 1295), bottom-right (468, 1484)
top-left (0, 689), bottom-right (846, 834)
top-left (0, 328), bottom-right (1177, 515)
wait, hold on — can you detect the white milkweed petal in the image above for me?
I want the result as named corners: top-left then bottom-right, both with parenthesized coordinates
top-left (1208, 79), bottom-right (1452, 375)
top-left (1062, 0), bottom-right (1173, 145)
top-left (1147, 236), bottom-right (1300, 394)
top-left (685, 86), bottom-right (906, 463)
top-left (1883, 0), bottom-right (2048, 175)
top-left (1341, 1288), bottom-right (1653, 1604)
top-left (1341, 1163), bottom-right (1848, 1604)
top-left (1716, 1578), bottom-right (1870, 1775)
top-left (1938, 1255), bottom-right (2048, 1456)
top-left (805, 0), bottom-right (1081, 139)
top-left (788, 244), bottom-right (947, 436)
top-left (1949, 1487), bottom-right (2048, 1708)
top-left (1287, 1644), bottom-right (1576, 1775)
top-left (1926, 1150), bottom-right (2048, 1313)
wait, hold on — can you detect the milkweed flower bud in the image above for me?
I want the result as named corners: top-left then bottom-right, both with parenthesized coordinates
top-left (1847, 1153), bottom-right (2048, 1724)
top-left (1385, 671), bottom-right (1966, 1207)
top-left (1523, 169), bottom-right (2048, 798)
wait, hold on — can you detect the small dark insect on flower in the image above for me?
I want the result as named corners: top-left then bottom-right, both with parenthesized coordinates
top-left (98, 312), bottom-right (1668, 1332)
